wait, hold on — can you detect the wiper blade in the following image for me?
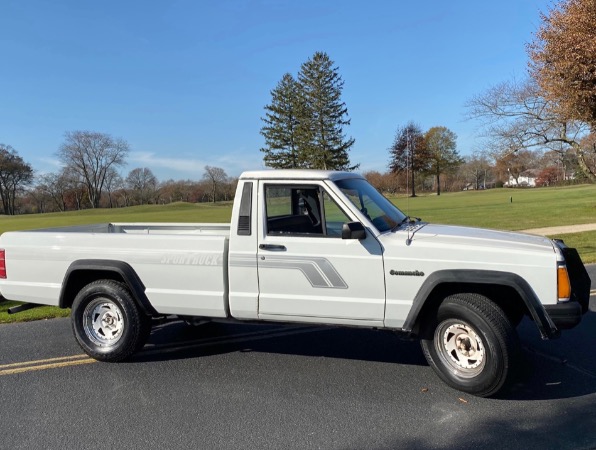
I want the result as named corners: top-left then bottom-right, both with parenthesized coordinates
top-left (392, 216), bottom-right (422, 232)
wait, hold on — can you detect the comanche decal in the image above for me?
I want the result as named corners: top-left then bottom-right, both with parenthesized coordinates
top-left (230, 255), bottom-right (348, 289)
top-left (390, 269), bottom-right (425, 277)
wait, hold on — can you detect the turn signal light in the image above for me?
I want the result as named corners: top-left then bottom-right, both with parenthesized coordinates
top-left (557, 265), bottom-right (571, 302)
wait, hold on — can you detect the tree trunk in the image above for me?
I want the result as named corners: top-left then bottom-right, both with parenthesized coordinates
top-left (573, 143), bottom-right (596, 182)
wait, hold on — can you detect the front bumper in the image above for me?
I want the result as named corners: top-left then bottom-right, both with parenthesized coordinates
top-left (547, 241), bottom-right (592, 331)
top-left (544, 302), bottom-right (583, 330)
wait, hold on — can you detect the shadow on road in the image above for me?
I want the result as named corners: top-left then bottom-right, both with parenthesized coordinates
top-left (136, 320), bottom-right (428, 367)
top-left (133, 308), bottom-right (596, 402)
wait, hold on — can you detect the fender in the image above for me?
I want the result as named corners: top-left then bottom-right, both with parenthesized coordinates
top-left (402, 269), bottom-right (560, 339)
top-left (59, 259), bottom-right (158, 316)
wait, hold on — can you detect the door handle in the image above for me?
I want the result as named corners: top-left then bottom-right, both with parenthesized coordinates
top-left (259, 244), bottom-right (287, 251)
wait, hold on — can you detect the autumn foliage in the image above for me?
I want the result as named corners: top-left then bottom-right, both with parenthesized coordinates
top-left (529, 0), bottom-right (596, 129)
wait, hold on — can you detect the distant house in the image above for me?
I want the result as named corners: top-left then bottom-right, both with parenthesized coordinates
top-left (505, 169), bottom-right (541, 187)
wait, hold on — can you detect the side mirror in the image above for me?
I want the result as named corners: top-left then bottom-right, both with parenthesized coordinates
top-left (342, 222), bottom-right (366, 240)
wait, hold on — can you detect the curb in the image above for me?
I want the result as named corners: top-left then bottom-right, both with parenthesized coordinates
top-left (521, 223), bottom-right (596, 236)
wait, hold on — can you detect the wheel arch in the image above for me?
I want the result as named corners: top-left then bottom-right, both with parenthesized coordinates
top-left (59, 259), bottom-right (158, 316)
top-left (403, 269), bottom-right (559, 339)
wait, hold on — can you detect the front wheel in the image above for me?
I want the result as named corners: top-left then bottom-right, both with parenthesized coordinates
top-left (420, 293), bottom-right (520, 397)
top-left (71, 280), bottom-right (151, 362)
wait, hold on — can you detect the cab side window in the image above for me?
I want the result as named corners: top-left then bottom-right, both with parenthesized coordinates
top-left (265, 185), bottom-right (349, 237)
top-left (322, 191), bottom-right (351, 237)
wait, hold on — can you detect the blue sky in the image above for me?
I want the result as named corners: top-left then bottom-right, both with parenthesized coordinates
top-left (0, 0), bottom-right (549, 180)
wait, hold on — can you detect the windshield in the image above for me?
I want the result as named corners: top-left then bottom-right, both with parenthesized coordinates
top-left (335, 178), bottom-right (407, 232)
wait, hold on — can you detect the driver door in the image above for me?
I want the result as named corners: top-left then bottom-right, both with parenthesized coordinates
top-left (256, 181), bottom-right (386, 324)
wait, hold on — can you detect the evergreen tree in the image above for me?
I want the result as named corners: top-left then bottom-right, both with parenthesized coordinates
top-left (297, 52), bottom-right (357, 170)
top-left (260, 73), bottom-right (303, 168)
top-left (388, 122), bottom-right (429, 197)
top-left (260, 52), bottom-right (358, 171)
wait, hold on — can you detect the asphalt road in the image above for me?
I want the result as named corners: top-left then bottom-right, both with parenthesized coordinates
top-left (0, 269), bottom-right (594, 450)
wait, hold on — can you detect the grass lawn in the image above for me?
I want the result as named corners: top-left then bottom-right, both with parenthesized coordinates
top-left (0, 201), bottom-right (234, 235)
top-left (0, 300), bottom-right (70, 324)
top-left (388, 184), bottom-right (596, 231)
top-left (0, 184), bottom-right (594, 323)
top-left (548, 230), bottom-right (596, 265)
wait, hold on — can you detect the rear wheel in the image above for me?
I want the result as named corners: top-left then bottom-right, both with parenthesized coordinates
top-left (71, 280), bottom-right (151, 362)
top-left (420, 293), bottom-right (520, 397)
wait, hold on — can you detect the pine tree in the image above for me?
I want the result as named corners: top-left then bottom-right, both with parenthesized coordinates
top-left (260, 53), bottom-right (358, 171)
top-left (260, 73), bottom-right (303, 168)
top-left (297, 52), bottom-right (357, 170)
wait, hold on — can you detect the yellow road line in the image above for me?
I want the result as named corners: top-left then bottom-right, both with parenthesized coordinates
top-left (0, 354), bottom-right (90, 370)
top-left (0, 355), bottom-right (95, 376)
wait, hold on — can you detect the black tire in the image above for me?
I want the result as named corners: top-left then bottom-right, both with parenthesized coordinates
top-left (505, 303), bottom-right (525, 328)
top-left (420, 293), bottom-right (520, 397)
top-left (71, 280), bottom-right (151, 362)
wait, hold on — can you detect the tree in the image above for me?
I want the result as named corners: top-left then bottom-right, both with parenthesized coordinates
top-left (297, 52), bottom-right (357, 170)
top-left (126, 167), bottom-right (158, 205)
top-left (465, 78), bottom-right (596, 181)
top-left (57, 131), bottom-right (129, 208)
top-left (424, 126), bottom-right (462, 195)
top-left (529, 0), bottom-right (596, 130)
top-left (260, 73), bottom-right (304, 168)
top-left (37, 171), bottom-right (71, 212)
top-left (104, 168), bottom-right (123, 208)
top-left (0, 144), bottom-right (34, 215)
top-left (388, 122), bottom-right (429, 197)
top-left (202, 166), bottom-right (228, 203)
top-left (579, 133), bottom-right (596, 177)
top-left (536, 167), bottom-right (560, 187)
top-left (461, 152), bottom-right (493, 190)
top-left (495, 149), bottom-right (538, 185)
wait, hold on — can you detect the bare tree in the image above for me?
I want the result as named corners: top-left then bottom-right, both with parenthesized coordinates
top-left (37, 171), bottom-right (71, 212)
top-left (0, 144), bottom-right (34, 215)
top-left (57, 131), bottom-right (129, 208)
top-left (104, 168), bottom-right (123, 208)
top-left (202, 166), bottom-right (228, 203)
top-left (460, 152), bottom-right (493, 190)
top-left (126, 167), bottom-right (158, 205)
top-left (465, 78), bottom-right (595, 181)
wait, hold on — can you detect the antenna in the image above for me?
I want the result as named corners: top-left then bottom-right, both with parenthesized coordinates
top-left (406, 129), bottom-right (412, 246)
top-left (406, 129), bottom-right (410, 217)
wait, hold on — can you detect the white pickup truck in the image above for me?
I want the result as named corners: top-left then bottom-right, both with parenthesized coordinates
top-left (0, 170), bottom-right (590, 396)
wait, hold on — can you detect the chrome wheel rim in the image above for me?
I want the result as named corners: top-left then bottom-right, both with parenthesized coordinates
top-left (83, 298), bottom-right (124, 347)
top-left (435, 320), bottom-right (485, 378)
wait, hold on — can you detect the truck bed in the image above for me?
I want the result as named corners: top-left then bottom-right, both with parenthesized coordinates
top-left (0, 223), bottom-right (232, 317)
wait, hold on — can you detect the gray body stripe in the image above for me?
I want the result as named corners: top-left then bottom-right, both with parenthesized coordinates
top-left (230, 254), bottom-right (348, 289)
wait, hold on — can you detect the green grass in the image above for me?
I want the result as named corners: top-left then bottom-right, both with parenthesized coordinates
top-left (549, 230), bottom-right (596, 264)
top-left (388, 184), bottom-right (596, 231)
top-left (0, 185), bottom-right (594, 323)
top-left (0, 201), bottom-right (234, 234)
top-left (0, 300), bottom-right (70, 324)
